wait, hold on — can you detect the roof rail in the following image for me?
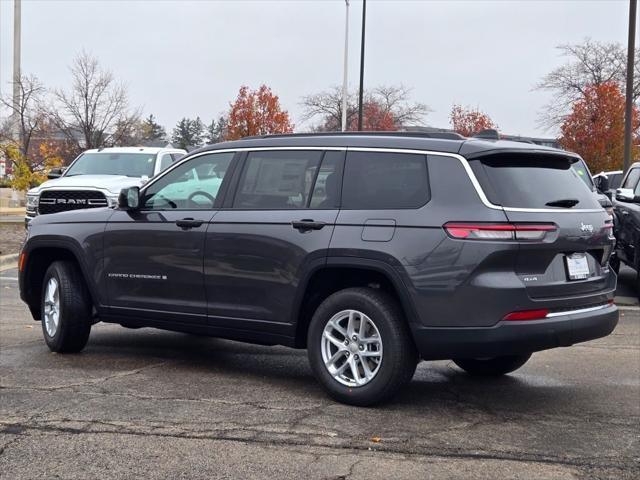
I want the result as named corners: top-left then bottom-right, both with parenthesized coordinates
top-left (248, 131), bottom-right (466, 141)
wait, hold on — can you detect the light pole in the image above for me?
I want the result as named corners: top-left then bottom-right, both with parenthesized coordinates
top-left (12, 0), bottom-right (22, 140)
top-left (357, 0), bottom-right (366, 131)
top-left (341, 1), bottom-right (350, 132)
top-left (623, 0), bottom-right (637, 174)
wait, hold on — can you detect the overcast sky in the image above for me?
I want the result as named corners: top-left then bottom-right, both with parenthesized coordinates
top-left (0, 0), bottom-right (632, 138)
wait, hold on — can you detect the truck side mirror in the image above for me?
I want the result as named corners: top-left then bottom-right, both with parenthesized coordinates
top-left (616, 188), bottom-right (636, 202)
top-left (118, 186), bottom-right (140, 210)
top-left (47, 168), bottom-right (64, 179)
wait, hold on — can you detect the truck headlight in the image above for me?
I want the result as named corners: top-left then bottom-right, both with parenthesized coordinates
top-left (106, 194), bottom-right (119, 208)
top-left (26, 194), bottom-right (39, 209)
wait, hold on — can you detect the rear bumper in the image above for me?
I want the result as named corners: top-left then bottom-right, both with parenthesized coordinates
top-left (413, 304), bottom-right (618, 360)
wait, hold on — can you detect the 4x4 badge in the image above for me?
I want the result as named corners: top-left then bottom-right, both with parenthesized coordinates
top-left (580, 222), bottom-right (594, 233)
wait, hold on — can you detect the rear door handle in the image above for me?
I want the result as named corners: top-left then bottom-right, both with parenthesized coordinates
top-left (176, 218), bottom-right (204, 230)
top-left (292, 219), bottom-right (326, 231)
top-left (622, 211), bottom-right (630, 216)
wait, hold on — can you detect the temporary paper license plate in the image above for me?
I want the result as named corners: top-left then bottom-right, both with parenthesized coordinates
top-left (566, 253), bottom-right (590, 281)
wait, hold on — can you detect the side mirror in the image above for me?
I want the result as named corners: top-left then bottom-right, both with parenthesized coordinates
top-left (616, 188), bottom-right (636, 202)
top-left (118, 186), bottom-right (140, 210)
top-left (594, 176), bottom-right (609, 193)
top-left (47, 167), bottom-right (64, 179)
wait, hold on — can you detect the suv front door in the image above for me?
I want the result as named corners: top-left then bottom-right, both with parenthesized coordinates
top-left (204, 149), bottom-right (344, 338)
top-left (104, 151), bottom-right (237, 323)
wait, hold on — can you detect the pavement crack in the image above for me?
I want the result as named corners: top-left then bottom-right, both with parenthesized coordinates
top-left (0, 418), bottom-right (636, 472)
top-left (1, 361), bottom-right (169, 392)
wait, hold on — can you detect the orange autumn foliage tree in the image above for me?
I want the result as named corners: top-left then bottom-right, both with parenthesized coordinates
top-left (225, 85), bottom-right (294, 140)
top-left (449, 104), bottom-right (497, 137)
top-left (559, 82), bottom-right (639, 173)
top-left (348, 102), bottom-right (397, 131)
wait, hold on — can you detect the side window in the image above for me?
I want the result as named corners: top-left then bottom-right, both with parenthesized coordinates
top-left (141, 152), bottom-right (234, 210)
top-left (610, 173), bottom-right (623, 189)
top-left (622, 168), bottom-right (640, 189)
top-left (309, 151), bottom-right (342, 209)
top-left (342, 151), bottom-right (429, 209)
top-left (233, 150), bottom-right (322, 209)
top-left (158, 154), bottom-right (173, 172)
top-left (172, 153), bottom-right (185, 162)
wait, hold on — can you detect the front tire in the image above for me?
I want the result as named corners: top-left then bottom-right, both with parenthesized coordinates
top-left (453, 354), bottom-right (531, 377)
top-left (41, 260), bottom-right (92, 353)
top-left (307, 288), bottom-right (417, 406)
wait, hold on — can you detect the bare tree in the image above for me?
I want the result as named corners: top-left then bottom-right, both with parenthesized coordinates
top-left (301, 85), bottom-right (429, 131)
top-left (536, 39), bottom-right (640, 129)
top-left (301, 86), bottom-right (358, 131)
top-left (49, 51), bottom-right (139, 150)
top-left (370, 85), bottom-right (431, 126)
top-left (0, 74), bottom-right (46, 157)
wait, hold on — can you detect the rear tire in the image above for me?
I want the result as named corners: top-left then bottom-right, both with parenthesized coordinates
top-left (453, 354), bottom-right (531, 377)
top-left (307, 287), bottom-right (417, 406)
top-left (41, 260), bottom-right (92, 353)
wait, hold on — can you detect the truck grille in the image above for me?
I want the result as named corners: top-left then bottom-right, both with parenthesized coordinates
top-left (39, 190), bottom-right (108, 215)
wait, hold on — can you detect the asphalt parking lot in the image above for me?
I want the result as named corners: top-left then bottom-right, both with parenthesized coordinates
top-left (1, 267), bottom-right (639, 479)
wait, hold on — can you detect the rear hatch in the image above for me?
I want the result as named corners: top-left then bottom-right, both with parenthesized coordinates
top-left (469, 151), bottom-right (614, 300)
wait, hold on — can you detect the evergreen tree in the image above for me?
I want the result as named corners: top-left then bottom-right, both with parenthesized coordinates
top-left (204, 116), bottom-right (228, 144)
top-left (171, 118), bottom-right (192, 150)
top-left (141, 114), bottom-right (166, 142)
top-left (171, 117), bottom-right (205, 150)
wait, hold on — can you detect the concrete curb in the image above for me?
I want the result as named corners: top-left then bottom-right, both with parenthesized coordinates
top-left (0, 216), bottom-right (24, 224)
top-left (0, 253), bottom-right (19, 271)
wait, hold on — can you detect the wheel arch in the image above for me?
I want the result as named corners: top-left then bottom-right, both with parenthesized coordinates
top-left (21, 240), bottom-right (98, 320)
top-left (291, 257), bottom-right (418, 348)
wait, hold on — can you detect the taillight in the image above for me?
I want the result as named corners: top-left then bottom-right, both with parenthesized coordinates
top-left (503, 309), bottom-right (549, 321)
top-left (18, 252), bottom-right (26, 272)
top-left (444, 223), bottom-right (556, 241)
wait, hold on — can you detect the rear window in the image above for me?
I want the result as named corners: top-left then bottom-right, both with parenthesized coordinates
top-left (342, 151), bottom-right (429, 209)
top-left (470, 154), bottom-right (601, 209)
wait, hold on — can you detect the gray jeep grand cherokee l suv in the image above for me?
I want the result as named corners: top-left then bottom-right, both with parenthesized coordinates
top-left (19, 133), bottom-right (618, 406)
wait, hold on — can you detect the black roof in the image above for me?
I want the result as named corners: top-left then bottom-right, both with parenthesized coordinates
top-left (194, 132), bottom-right (575, 160)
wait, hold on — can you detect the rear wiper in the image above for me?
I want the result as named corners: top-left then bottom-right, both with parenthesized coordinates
top-left (545, 198), bottom-right (579, 208)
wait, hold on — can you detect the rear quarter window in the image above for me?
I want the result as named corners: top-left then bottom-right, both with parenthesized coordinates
top-left (469, 153), bottom-right (601, 209)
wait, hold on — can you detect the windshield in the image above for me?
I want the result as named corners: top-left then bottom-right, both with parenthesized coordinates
top-left (65, 152), bottom-right (157, 177)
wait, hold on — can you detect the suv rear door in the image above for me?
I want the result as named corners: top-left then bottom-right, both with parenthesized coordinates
top-left (469, 151), bottom-right (614, 299)
top-left (203, 149), bottom-right (344, 337)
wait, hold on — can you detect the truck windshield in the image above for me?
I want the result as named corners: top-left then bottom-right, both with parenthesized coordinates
top-left (65, 152), bottom-right (156, 177)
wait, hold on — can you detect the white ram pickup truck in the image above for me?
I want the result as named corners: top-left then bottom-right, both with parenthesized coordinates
top-left (25, 147), bottom-right (186, 226)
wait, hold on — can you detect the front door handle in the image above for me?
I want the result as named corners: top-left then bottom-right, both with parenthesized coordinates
top-left (292, 219), bottom-right (326, 231)
top-left (176, 218), bottom-right (204, 230)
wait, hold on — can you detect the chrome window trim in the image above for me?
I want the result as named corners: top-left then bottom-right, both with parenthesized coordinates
top-left (141, 146), bottom-right (604, 214)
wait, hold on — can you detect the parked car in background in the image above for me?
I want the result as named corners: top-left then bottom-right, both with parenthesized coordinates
top-left (612, 162), bottom-right (640, 292)
top-left (18, 133), bottom-right (617, 406)
top-left (25, 147), bottom-right (186, 226)
top-left (594, 170), bottom-right (624, 199)
top-left (572, 159), bottom-right (614, 217)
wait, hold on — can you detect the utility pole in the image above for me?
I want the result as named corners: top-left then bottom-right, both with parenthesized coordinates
top-left (12, 0), bottom-right (22, 140)
top-left (357, 0), bottom-right (366, 131)
top-left (341, 1), bottom-right (350, 132)
top-left (623, 0), bottom-right (637, 174)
